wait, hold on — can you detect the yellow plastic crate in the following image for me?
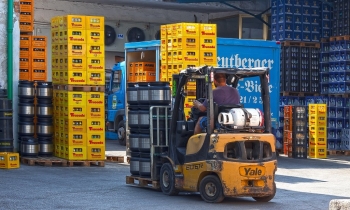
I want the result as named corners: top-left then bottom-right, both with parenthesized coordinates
top-left (309, 136), bottom-right (327, 147)
top-left (65, 91), bottom-right (87, 106)
top-left (62, 43), bottom-right (87, 57)
top-left (87, 30), bottom-right (104, 45)
top-left (87, 119), bottom-right (105, 133)
top-left (177, 37), bottom-right (200, 50)
top-left (87, 57), bottom-right (105, 72)
top-left (309, 146), bottom-right (327, 159)
top-left (166, 24), bottom-right (174, 38)
top-left (85, 16), bottom-right (104, 31)
top-left (199, 50), bottom-right (217, 66)
top-left (308, 104), bottom-right (327, 116)
top-left (52, 71), bottom-right (60, 84)
top-left (65, 57), bottom-right (87, 71)
top-left (308, 115), bottom-right (327, 127)
top-left (175, 23), bottom-right (200, 37)
top-left (184, 107), bottom-right (192, 120)
top-left (66, 15), bottom-right (86, 30)
top-left (167, 38), bottom-right (174, 51)
top-left (87, 146), bottom-right (105, 160)
top-left (86, 92), bottom-right (104, 107)
top-left (199, 24), bottom-right (217, 37)
top-left (177, 50), bottom-right (200, 64)
top-left (161, 39), bottom-right (167, 51)
top-left (87, 44), bottom-right (105, 58)
top-left (55, 144), bottom-right (61, 158)
top-left (178, 62), bottom-right (199, 70)
top-left (199, 37), bottom-right (217, 50)
top-left (0, 153), bottom-right (20, 169)
top-left (64, 105), bottom-right (87, 119)
top-left (65, 146), bottom-right (87, 160)
top-left (87, 106), bottom-right (104, 119)
top-left (51, 16), bottom-right (59, 31)
top-left (60, 145), bottom-right (65, 158)
top-left (87, 71), bottom-right (105, 85)
top-left (309, 125), bottom-right (327, 137)
top-left (64, 119), bottom-right (87, 133)
top-left (160, 25), bottom-right (167, 39)
top-left (59, 29), bottom-right (87, 44)
top-left (63, 71), bottom-right (87, 85)
top-left (86, 133), bottom-right (105, 147)
top-left (64, 132), bottom-right (87, 146)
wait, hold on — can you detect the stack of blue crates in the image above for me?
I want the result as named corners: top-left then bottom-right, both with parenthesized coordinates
top-left (320, 0), bottom-right (333, 38)
top-left (271, 0), bottom-right (321, 42)
top-left (320, 38), bottom-right (350, 94)
top-left (332, 0), bottom-right (350, 36)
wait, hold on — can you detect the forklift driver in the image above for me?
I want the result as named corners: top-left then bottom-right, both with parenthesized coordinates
top-left (192, 73), bottom-right (240, 134)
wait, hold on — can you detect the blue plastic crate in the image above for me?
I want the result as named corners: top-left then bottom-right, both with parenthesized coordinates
top-left (320, 63), bottom-right (329, 73)
top-left (271, 23), bottom-right (278, 33)
top-left (344, 119), bottom-right (350, 129)
top-left (302, 15), bottom-right (311, 24)
top-left (302, 23), bottom-right (311, 33)
top-left (327, 128), bottom-right (337, 141)
top-left (302, 0), bottom-right (311, 7)
top-left (272, 15), bottom-right (278, 24)
top-left (294, 23), bottom-right (302, 32)
top-left (345, 108), bottom-right (350, 117)
top-left (278, 31), bottom-right (294, 41)
top-left (302, 32), bottom-right (311, 42)
top-left (320, 53), bottom-right (329, 63)
top-left (328, 97), bottom-right (337, 107)
top-left (329, 52), bottom-right (341, 62)
top-left (271, 0), bottom-right (278, 8)
top-left (328, 139), bottom-right (342, 150)
top-left (321, 84), bottom-right (329, 94)
top-left (310, 0), bottom-right (319, 8)
top-left (322, 19), bottom-right (331, 29)
top-left (328, 117), bottom-right (337, 128)
top-left (340, 51), bottom-right (350, 61)
top-left (271, 31), bottom-right (279, 41)
top-left (344, 18), bottom-right (349, 27)
top-left (339, 40), bottom-right (350, 51)
top-left (338, 72), bottom-right (350, 82)
top-left (340, 61), bottom-right (350, 72)
top-left (336, 107), bottom-right (344, 118)
top-left (320, 72), bottom-right (329, 83)
top-left (279, 5), bottom-right (294, 14)
top-left (311, 24), bottom-right (320, 33)
top-left (322, 12), bottom-right (332, 21)
top-left (330, 41), bottom-right (340, 52)
top-left (279, 0), bottom-right (293, 6)
top-left (302, 7), bottom-right (311, 15)
top-left (271, 7), bottom-right (278, 16)
top-left (321, 28), bottom-right (331, 38)
top-left (293, 31), bottom-right (302, 41)
top-left (305, 96), bottom-right (316, 105)
top-left (337, 118), bottom-right (344, 129)
top-left (294, 14), bottom-right (302, 24)
top-left (321, 42), bottom-right (330, 52)
top-left (294, 0), bottom-right (302, 7)
top-left (329, 72), bottom-right (337, 82)
top-left (311, 33), bottom-right (320, 42)
top-left (345, 98), bottom-right (350, 107)
top-left (279, 22), bottom-right (294, 32)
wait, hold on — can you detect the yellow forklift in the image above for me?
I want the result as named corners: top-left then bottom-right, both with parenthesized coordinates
top-left (127, 66), bottom-right (277, 203)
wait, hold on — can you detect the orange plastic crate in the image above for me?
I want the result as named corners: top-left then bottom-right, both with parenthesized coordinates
top-left (20, 12), bottom-right (33, 22)
top-left (20, 22), bottom-right (33, 32)
top-left (20, 35), bottom-right (32, 48)
top-left (19, 0), bottom-right (34, 12)
top-left (32, 47), bottom-right (46, 59)
top-left (31, 69), bottom-right (47, 81)
top-left (32, 36), bottom-right (47, 47)
top-left (19, 69), bottom-right (30, 81)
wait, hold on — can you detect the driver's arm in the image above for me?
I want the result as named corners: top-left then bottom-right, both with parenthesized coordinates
top-left (193, 100), bottom-right (207, 112)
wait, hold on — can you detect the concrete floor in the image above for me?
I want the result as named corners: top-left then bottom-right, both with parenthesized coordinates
top-left (1, 140), bottom-right (350, 210)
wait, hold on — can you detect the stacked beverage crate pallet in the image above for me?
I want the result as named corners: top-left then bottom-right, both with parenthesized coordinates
top-left (51, 15), bottom-right (106, 166)
top-left (272, 0), bottom-right (350, 157)
top-left (160, 23), bottom-right (217, 119)
top-left (19, 0), bottom-right (48, 81)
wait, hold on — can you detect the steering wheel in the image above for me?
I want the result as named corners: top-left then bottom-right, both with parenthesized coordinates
top-left (189, 98), bottom-right (206, 122)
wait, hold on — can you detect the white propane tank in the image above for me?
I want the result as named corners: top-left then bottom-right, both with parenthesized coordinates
top-left (218, 108), bottom-right (263, 127)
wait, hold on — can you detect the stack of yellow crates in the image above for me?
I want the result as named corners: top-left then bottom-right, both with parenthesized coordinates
top-left (308, 104), bottom-right (328, 159)
top-left (0, 153), bottom-right (20, 169)
top-left (51, 15), bottom-right (106, 161)
top-left (160, 23), bottom-right (217, 119)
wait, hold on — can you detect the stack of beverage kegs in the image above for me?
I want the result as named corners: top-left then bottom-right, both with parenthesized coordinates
top-left (0, 89), bottom-right (14, 152)
top-left (35, 82), bottom-right (54, 156)
top-left (127, 82), bottom-right (171, 178)
top-left (18, 81), bottom-right (38, 156)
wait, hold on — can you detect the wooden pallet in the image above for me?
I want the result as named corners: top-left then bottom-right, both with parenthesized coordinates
top-left (126, 175), bottom-right (160, 190)
top-left (21, 156), bottom-right (68, 167)
top-left (327, 150), bottom-right (350, 156)
top-left (281, 41), bottom-right (320, 48)
top-left (67, 160), bottom-right (105, 167)
top-left (53, 84), bottom-right (105, 92)
top-left (105, 155), bottom-right (124, 163)
top-left (330, 35), bottom-right (350, 42)
top-left (281, 91), bottom-right (319, 97)
top-left (326, 94), bottom-right (350, 98)
top-left (320, 38), bottom-right (330, 43)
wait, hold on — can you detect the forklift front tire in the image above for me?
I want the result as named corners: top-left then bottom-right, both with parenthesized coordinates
top-left (199, 175), bottom-right (225, 203)
top-left (160, 163), bottom-right (179, 196)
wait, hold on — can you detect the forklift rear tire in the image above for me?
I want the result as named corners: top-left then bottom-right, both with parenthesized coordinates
top-left (117, 120), bottom-right (126, 146)
top-left (252, 182), bottom-right (276, 202)
top-left (199, 175), bottom-right (225, 203)
top-left (160, 163), bottom-right (179, 196)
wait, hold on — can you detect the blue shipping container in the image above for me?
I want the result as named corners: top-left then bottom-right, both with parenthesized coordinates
top-left (217, 38), bottom-right (281, 129)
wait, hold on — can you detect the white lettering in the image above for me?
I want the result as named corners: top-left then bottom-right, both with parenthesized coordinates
top-left (242, 58), bottom-right (247, 68)
top-left (217, 54), bottom-right (275, 70)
